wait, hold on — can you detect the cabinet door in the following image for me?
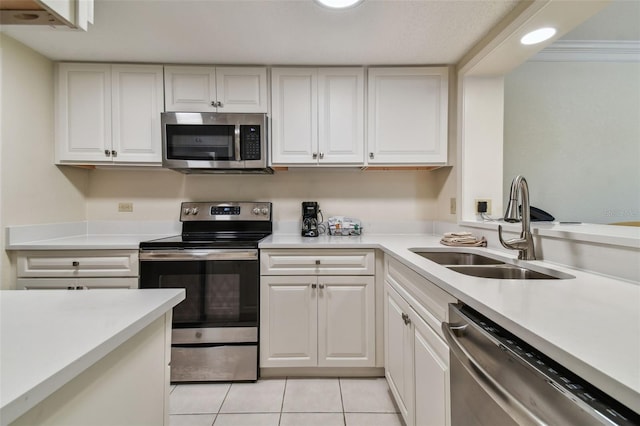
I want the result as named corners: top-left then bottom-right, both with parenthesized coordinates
top-left (384, 284), bottom-right (414, 426)
top-left (112, 65), bottom-right (164, 163)
top-left (318, 276), bottom-right (374, 367)
top-left (56, 63), bottom-right (112, 163)
top-left (367, 67), bottom-right (448, 164)
top-left (216, 67), bottom-right (268, 113)
top-left (164, 66), bottom-right (217, 112)
top-left (271, 68), bottom-right (318, 165)
top-left (318, 68), bottom-right (364, 164)
top-left (413, 308), bottom-right (450, 426)
top-left (260, 276), bottom-right (317, 367)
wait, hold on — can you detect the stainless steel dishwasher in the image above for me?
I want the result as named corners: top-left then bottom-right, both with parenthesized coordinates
top-left (443, 303), bottom-right (639, 426)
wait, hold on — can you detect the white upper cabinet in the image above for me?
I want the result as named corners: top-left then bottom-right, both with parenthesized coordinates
top-left (271, 67), bottom-right (364, 166)
top-left (367, 67), bottom-right (448, 165)
top-left (56, 63), bottom-right (164, 165)
top-left (112, 65), bottom-right (164, 163)
top-left (164, 66), bottom-right (267, 113)
top-left (56, 63), bottom-right (111, 163)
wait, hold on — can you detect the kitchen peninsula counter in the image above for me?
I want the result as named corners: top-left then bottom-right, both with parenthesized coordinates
top-left (260, 234), bottom-right (640, 413)
top-left (0, 289), bottom-right (185, 426)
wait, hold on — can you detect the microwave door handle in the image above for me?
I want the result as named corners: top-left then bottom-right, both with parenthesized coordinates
top-left (234, 125), bottom-right (242, 161)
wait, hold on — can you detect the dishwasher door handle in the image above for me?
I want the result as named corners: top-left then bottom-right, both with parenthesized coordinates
top-left (443, 321), bottom-right (546, 426)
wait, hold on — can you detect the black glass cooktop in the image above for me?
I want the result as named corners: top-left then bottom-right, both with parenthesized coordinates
top-left (139, 233), bottom-right (271, 250)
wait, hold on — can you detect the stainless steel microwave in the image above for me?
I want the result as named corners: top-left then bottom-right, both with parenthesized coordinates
top-left (161, 112), bottom-right (271, 174)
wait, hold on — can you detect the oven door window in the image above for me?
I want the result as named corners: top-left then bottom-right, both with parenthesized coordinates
top-left (140, 259), bottom-right (258, 328)
top-left (166, 124), bottom-right (236, 161)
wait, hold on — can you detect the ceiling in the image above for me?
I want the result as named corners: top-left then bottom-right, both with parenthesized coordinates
top-left (0, 0), bottom-right (523, 65)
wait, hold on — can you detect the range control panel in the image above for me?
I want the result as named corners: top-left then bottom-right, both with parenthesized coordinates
top-left (180, 201), bottom-right (271, 222)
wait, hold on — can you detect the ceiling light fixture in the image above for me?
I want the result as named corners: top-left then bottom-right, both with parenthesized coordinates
top-left (314, 0), bottom-right (364, 9)
top-left (520, 27), bottom-right (557, 45)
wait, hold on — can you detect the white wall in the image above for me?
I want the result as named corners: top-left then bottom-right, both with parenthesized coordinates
top-left (0, 34), bottom-right (89, 289)
top-left (85, 168), bottom-right (440, 230)
top-left (504, 60), bottom-right (640, 224)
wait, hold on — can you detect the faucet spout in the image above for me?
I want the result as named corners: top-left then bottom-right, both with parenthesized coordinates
top-left (498, 175), bottom-right (536, 260)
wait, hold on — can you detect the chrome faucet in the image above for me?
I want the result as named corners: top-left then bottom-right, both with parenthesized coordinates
top-left (498, 175), bottom-right (536, 260)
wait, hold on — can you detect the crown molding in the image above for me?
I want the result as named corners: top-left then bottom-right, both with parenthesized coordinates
top-left (532, 40), bottom-right (640, 62)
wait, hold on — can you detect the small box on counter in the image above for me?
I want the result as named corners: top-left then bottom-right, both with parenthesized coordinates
top-left (327, 216), bottom-right (362, 236)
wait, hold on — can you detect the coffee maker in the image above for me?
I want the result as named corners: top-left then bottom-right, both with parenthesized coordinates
top-left (301, 201), bottom-right (320, 237)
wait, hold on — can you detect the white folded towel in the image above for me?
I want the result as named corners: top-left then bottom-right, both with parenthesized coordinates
top-left (440, 232), bottom-right (487, 247)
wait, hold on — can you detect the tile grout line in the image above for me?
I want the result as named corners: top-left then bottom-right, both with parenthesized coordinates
top-left (277, 377), bottom-right (288, 426)
top-left (338, 377), bottom-right (347, 426)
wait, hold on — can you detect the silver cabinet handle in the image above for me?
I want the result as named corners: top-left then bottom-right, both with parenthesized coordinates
top-left (111, 150), bottom-right (117, 157)
top-left (369, 152), bottom-right (374, 159)
top-left (72, 261), bottom-right (80, 267)
top-left (319, 152), bottom-right (325, 159)
top-left (104, 149), bottom-right (111, 157)
top-left (311, 283), bottom-right (317, 289)
top-left (312, 152), bottom-right (318, 159)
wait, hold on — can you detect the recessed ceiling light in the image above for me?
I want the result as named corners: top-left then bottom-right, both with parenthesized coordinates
top-left (520, 27), bottom-right (557, 45)
top-left (314, 0), bottom-right (364, 9)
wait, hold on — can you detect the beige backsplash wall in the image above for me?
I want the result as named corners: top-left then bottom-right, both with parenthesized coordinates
top-left (86, 168), bottom-right (441, 227)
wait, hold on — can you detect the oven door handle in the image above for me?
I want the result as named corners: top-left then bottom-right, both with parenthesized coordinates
top-left (139, 249), bottom-right (258, 261)
top-left (443, 321), bottom-right (546, 426)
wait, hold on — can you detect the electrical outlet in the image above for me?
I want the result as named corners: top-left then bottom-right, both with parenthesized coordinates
top-left (450, 197), bottom-right (456, 215)
top-left (475, 199), bottom-right (492, 215)
top-left (118, 202), bottom-right (133, 213)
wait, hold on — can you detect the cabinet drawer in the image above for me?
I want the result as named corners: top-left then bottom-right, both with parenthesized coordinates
top-left (385, 256), bottom-right (456, 337)
top-left (17, 250), bottom-right (138, 278)
top-left (16, 278), bottom-right (138, 290)
top-left (261, 249), bottom-right (374, 275)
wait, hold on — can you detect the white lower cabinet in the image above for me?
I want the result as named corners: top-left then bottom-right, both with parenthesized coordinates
top-left (260, 249), bottom-right (376, 369)
top-left (260, 275), bottom-right (375, 367)
top-left (384, 256), bottom-right (454, 426)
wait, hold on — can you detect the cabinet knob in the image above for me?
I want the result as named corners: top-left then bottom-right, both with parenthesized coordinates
top-left (67, 286), bottom-right (76, 290)
top-left (319, 283), bottom-right (325, 289)
top-left (312, 152), bottom-right (318, 160)
top-left (319, 152), bottom-right (325, 160)
top-left (72, 261), bottom-right (80, 267)
top-left (111, 150), bottom-right (117, 157)
top-left (401, 312), bottom-right (411, 325)
top-left (104, 150), bottom-right (111, 157)
top-left (311, 283), bottom-right (317, 289)
top-left (369, 152), bottom-right (375, 159)
top-left (217, 101), bottom-right (223, 108)
top-left (315, 260), bottom-right (321, 265)
top-left (211, 101), bottom-right (216, 107)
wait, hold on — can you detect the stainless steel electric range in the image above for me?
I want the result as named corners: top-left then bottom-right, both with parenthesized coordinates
top-left (139, 201), bottom-right (272, 382)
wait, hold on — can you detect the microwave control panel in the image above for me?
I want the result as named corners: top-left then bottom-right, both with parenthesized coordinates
top-left (241, 125), bottom-right (261, 160)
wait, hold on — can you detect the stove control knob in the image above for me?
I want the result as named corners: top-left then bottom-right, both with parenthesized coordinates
top-left (261, 207), bottom-right (269, 215)
top-left (191, 208), bottom-right (199, 215)
top-left (252, 207), bottom-right (261, 215)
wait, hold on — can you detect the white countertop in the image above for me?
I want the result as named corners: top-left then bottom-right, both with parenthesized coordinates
top-left (261, 234), bottom-right (640, 412)
top-left (5, 234), bottom-right (171, 250)
top-left (0, 289), bottom-right (185, 426)
top-left (3, 223), bottom-right (639, 413)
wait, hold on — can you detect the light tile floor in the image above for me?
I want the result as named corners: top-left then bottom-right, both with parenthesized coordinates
top-left (170, 378), bottom-right (404, 426)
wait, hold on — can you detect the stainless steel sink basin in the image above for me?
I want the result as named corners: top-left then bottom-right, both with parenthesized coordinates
top-left (448, 265), bottom-right (564, 280)
top-left (410, 249), bottom-right (574, 280)
top-left (410, 250), bottom-right (504, 265)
